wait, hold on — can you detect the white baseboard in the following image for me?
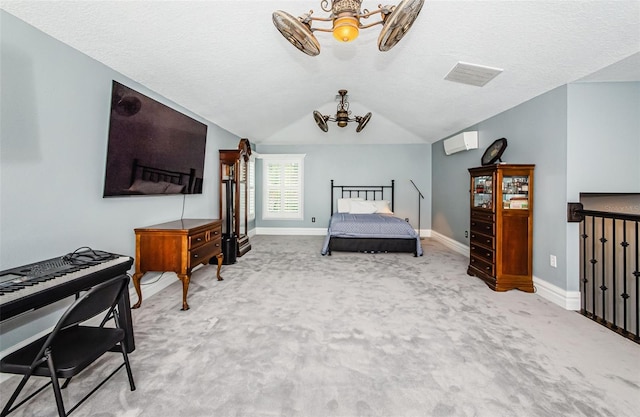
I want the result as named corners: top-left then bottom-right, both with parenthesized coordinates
top-left (533, 276), bottom-right (581, 310)
top-left (417, 229), bottom-right (432, 239)
top-left (255, 227), bottom-right (327, 236)
top-left (115, 236), bottom-right (583, 316)
top-left (133, 271), bottom-right (177, 303)
top-left (256, 227), bottom-right (433, 238)
top-left (428, 231), bottom-right (580, 311)
top-left (430, 230), bottom-right (469, 256)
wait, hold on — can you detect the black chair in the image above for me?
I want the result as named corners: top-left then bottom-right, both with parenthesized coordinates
top-left (0, 275), bottom-right (136, 417)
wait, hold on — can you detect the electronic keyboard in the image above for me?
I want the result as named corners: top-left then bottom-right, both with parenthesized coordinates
top-left (0, 249), bottom-right (135, 351)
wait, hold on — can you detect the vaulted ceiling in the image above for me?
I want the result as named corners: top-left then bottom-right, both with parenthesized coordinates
top-left (2, 1), bottom-right (639, 146)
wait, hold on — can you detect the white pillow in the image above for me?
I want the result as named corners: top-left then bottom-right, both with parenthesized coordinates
top-left (349, 200), bottom-right (377, 214)
top-left (128, 179), bottom-right (171, 194)
top-left (337, 198), bottom-right (363, 213)
top-left (372, 200), bottom-right (393, 214)
top-left (164, 182), bottom-right (186, 194)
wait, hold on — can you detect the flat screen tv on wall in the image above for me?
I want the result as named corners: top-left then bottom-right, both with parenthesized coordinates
top-left (103, 80), bottom-right (207, 197)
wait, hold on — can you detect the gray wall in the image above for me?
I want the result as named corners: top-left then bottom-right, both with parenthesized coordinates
top-left (564, 82), bottom-right (640, 291)
top-left (0, 11), bottom-right (239, 269)
top-left (255, 144), bottom-right (432, 232)
top-left (0, 12), bottom-right (239, 350)
top-left (432, 82), bottom-right (640, 292)
top-left (566, 82), bottom-right (640, 194)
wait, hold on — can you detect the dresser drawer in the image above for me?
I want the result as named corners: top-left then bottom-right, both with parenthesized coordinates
top-left (471, 211), bottom-right (495, 223)
top-left (470, 244), bottom-right (494, 263)
top-left (189, 227), bottom-right (222, 249)
top-left (189, 238), bottom-right (221, 266)
top-left (469, 255), bottom-right (494, 276)
top-left (470, 232), bottom-right (494, 249)
top-left (471, 220), bottom-right (494, 236)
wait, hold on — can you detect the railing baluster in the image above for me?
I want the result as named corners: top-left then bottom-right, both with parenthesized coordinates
top-left (612, 219), bottom-right (616, 329)
top-left (635, 221), bottom-right (639, 341)
top-left (569, 204), bottom-right (639, 343)
top-left (581, 222), bottom-right (588, 314)
top-left (622, 220), bottom-right (628, 334)
top-left (600, 217), bottom-right (607, 323)
top-left (591, 216), bottom-right (597, 321)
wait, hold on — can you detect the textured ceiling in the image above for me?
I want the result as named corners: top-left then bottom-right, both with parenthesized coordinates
top-left (1, 1), bottom-right (639, 145)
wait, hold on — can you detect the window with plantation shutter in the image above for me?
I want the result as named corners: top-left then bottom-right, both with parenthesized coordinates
top-left (261, 154), bottom-right (305, 220)
top-left (248, 159), bottom-right (255, 220)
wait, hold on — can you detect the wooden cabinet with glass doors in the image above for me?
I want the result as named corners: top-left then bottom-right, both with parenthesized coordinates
top-left (468, 164), bottom-right (534, 292)
top-left (219, 139), bottom-right (252, 259)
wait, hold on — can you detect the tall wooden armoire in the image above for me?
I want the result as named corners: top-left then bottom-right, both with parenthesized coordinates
top-left (219, 139), bottom-right (251, 263)
top-left (467, 164), bottom-right (535, 292)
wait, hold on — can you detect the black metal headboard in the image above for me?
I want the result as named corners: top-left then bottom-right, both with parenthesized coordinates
top-left (330, 179), bottom-right (395, 214)
top-left (130, 158), bottom-right (197, 193)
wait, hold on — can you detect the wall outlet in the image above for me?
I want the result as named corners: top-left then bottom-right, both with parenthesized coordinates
top-left (550, 254), bottom-right (557, 268)
top-left (464, 230), bottom-right (469, 238)
top-left (405, 218), bottom-right (409, 222)
top-left (311, 217), bottom-right (315, 223)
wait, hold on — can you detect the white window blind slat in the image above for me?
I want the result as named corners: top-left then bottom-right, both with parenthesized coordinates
top-left (262, 155), bottom-right (304, 220)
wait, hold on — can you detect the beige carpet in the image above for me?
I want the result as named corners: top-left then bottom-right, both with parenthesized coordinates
top-left (1, 235), bottom-right (639, 417)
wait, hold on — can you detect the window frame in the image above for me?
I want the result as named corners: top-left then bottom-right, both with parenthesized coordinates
top-left (260, 154), bottom-right (305, 221)
top-left (248, 157), bottom-right (255, 221)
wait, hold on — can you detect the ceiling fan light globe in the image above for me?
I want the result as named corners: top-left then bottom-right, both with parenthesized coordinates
top-left (336, 109), bottom-right (350, 127)
top-left (332, 16), bottom-right (359, 42)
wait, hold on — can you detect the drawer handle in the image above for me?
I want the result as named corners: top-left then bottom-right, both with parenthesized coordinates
top-left (196, 237), bottom-right (203, 242)
top-left (471, 246), bottom-right (476, 250)
top-left (193, 254), bottom-right (199, 258)
top-left (486, 253), bottom-right (491, 257)
top-left (215, 243), bottom-right (220, 247)
top-left (213, 231), bottom-right (219, 235)
top-left (471, 222), bottom-right (476, 226)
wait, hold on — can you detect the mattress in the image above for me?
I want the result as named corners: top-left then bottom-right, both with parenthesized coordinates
top-left (321, 213), bottom-right (423, 256)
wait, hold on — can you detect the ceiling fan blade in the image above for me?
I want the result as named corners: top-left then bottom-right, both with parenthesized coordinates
top-left (378, 0), bottom-right (424, 52)
top-left (273, 11), bottom-right (321, 56)
top-left (313, 110), bottom-right (329, 132)
top-left (356, 112), bottom-right (372, 132)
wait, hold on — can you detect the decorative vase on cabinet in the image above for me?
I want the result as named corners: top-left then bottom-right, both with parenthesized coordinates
top-left (467, 164), bottom-right (535, 292)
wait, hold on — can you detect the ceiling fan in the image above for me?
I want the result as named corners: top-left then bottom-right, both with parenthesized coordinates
top-left (273, 0), bottom-right (425, 56)
top-left (313, 90), bottom-right (372, 132)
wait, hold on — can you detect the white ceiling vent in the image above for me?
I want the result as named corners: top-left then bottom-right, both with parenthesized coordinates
top-left (445, 62), bottom-right (503, 87)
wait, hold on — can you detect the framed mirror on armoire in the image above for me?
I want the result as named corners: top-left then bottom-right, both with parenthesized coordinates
top-left (218, 139), bottom-right (252, 264)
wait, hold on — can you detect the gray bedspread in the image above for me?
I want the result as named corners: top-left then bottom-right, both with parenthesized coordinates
top-left (321, 213), bottom-right (423, 256)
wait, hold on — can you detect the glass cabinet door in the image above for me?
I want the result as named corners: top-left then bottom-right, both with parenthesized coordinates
top-left (472, 175), bottom-right (493, 209)
top-left (238, 160), bottom-right (247, 238)
top-left (220, 162), bottom-right (236, 236)
top-left (502, 175), bottom-right (530, 209)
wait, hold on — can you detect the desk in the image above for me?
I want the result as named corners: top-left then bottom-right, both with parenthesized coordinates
top-left (132, 219), bottom-right (223, 311)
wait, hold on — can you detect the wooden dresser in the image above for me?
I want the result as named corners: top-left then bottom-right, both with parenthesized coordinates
top-left (467, 164), bottom-right (534, 292)
top-left (132, 219), bottom-right (223, 311)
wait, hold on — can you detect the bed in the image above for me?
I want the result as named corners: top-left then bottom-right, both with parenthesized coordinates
top-left (126, 158), bottom-right (202, 194)
top-left (321, 180), bottom-right (423, 256)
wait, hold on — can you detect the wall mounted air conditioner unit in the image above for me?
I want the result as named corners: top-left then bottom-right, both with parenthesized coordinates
top-left (443, 131), bottom-right (478, 155)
